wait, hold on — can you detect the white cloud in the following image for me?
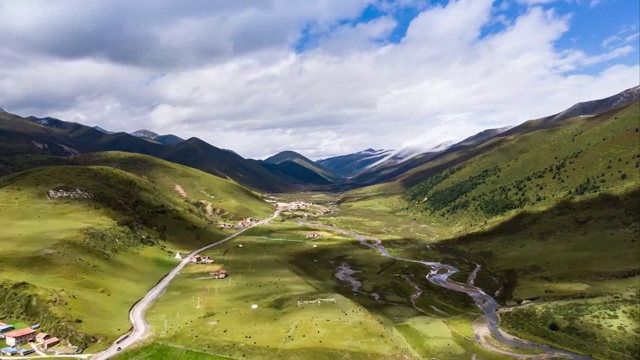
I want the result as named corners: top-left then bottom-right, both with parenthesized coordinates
top-left (0, 0), bottom-right (638, 160)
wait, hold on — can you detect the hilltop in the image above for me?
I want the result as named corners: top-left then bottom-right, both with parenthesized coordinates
top-left (265, 150), bottom-right (343, 182)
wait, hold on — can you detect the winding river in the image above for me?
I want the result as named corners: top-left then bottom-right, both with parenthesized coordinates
top-left (320, 224), bottom-right (593, 360)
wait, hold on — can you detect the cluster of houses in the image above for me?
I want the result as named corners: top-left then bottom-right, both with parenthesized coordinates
top-left (0, 322), bottom-right (60, 356)
top-left (306, 232), bottom-right (323, 239)
top-left (286, 201), bottom-right (312, 210)
top-left (191, 255), bottom-right (214, 264)
top-left (46, 188), bottom-right (94, 199)
top-left (218, 217), bottom-right (261, 230)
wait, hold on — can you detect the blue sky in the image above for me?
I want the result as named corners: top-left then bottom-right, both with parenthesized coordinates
top-left (295, 0), bottom-right (639, 74)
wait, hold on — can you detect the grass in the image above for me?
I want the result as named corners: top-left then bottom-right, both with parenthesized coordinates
top-left (500, 295), bottom-right (640, 359)
top-left (141, 216), bottom-right (513, 359)
top-left (115, 343), bottom-right (231, 360)
top-left (352, 101), bottom-right (640, 235)
top-left (0, 154), bottom-right (273, 350)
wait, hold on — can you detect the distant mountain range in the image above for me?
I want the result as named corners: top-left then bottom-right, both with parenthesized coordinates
top-left (1, 85), bottom-right (637, 192)
top-left (0, 114), bottom-right (315, 192)
top-left (325, 85), bottom-right (640, 187)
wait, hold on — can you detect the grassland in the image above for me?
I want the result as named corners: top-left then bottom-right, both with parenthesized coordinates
top-left (135, 216), bottom-right (514, 360)
top-left (0, 153), bottom-right (273, 350)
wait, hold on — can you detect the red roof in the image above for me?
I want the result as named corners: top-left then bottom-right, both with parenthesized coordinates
top-left (43, 337), bottom-right (59, 345)
top-left (5, 328), bottom-right (35, 338)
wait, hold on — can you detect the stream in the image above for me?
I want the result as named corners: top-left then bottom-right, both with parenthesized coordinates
top-left (320, 224), bottom-right (592, 359)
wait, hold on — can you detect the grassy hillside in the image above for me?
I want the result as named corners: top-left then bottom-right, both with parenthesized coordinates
top-left (401, 101), bottom-right (639, 232)
top-left (0, 158), bottom-right (272, 351)
top-left (160, 138), bottom-right (294, 192)
top-left (447, 191), bottom-right (639, 359)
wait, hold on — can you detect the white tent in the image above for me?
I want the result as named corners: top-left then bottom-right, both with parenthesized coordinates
top-left (175, 252), bottom-right (182, 260)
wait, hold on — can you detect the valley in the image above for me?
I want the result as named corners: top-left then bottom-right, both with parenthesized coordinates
top-left (0, 89), bottom-right (638, 360)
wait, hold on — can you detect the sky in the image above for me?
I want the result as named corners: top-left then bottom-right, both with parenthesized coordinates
top-left (0, 0), bottom-right (638, 160)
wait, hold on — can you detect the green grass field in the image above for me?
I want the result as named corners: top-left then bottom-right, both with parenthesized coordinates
top-left (0, 154), bottom-right (273, 350)
top-left (135, 217), bottom-right (514, 360)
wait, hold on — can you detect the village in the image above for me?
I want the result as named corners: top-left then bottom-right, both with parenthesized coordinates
top-left (0, 321), bottom-right (72, 357)
top-left (217, 217), bottom-right (261, 230)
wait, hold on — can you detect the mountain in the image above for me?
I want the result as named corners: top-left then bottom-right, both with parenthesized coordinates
top-left (447, 127), bottom-right (511, 149)
top-left (259, 161), bottom-right (331, 186)
top-left (93, 126), bottom-right (114, 134)
top-left (401, 99), bottom-right (640, 219)
top-left (0, 112), bottom-right (305, 192)
top-left (154, 134), bottom-right (184, 146)
top-left (264, 150), bottom-right (343, 182)
top-left (539, 85), bottom-right (640, 124)
top-left (131, 129), bottom-right (159, 139)
top-left (160, 137), bottom-right (293, 192)
top-left (316, 148), bottom-right (393, 178)
top-left (351, 86), bottom-right (640, 187)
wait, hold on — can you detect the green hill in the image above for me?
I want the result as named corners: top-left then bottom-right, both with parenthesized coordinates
top-left (401, 101), bottom-right (639, 231)
top-left (0, 154), bottom-right (273, 350)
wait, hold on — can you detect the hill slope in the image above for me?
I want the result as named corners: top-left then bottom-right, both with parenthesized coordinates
top-left (264, 150), bottom-right (343, 182)
top-left (351, 86), bottom-right (640, 187)
top-left (0, 154), bottom-right (272, 350)
top-left (259, 160), bottom-right (332, 185)
top-left (401, 101), bottom-right (639, 228)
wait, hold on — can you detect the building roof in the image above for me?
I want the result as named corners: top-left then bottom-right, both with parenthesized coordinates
top-left (43, 337), bottom-right (59, 345)
top-left (1, 347), bottom-right (18, 354)
top-left (36, 333), bottom-right (49, 340)
top-left (5, 328), bottom-right (35, 338)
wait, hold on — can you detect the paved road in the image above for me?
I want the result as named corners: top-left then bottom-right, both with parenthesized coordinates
top-left (92, 209), bottom-right (281, 360)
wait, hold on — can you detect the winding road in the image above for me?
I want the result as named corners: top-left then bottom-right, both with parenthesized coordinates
top-left (92, 209), bottom-right (281, 360)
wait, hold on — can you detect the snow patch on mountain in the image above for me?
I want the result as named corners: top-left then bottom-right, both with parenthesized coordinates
top-left (131, 129), bottom-right (159, 139)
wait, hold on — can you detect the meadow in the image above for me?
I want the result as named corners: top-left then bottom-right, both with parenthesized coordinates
top-left (137, 216), bottom-right (516, 359)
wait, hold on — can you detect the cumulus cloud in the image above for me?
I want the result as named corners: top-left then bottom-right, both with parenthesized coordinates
top-left (0, 0), bottom-right (638, 159)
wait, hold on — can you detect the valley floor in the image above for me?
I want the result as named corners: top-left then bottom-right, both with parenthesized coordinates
top-left (112, 191), bottom-right (640, 360)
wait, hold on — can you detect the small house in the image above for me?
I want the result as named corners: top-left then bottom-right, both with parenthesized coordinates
top-left (42, 337), bottom-right (60, 350)
top-left (19, 349), bottom-right (35, 356)
top-left (36, 332), bottom-right (51, 343)
top-left (1, 347), bottom-right (18, 356)
top-left (0, 324), bottom-right (14, 333)
top-left (306, 232), bottom-right (323, 239)
top-left (4, 328), bottom-right (35, 346)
